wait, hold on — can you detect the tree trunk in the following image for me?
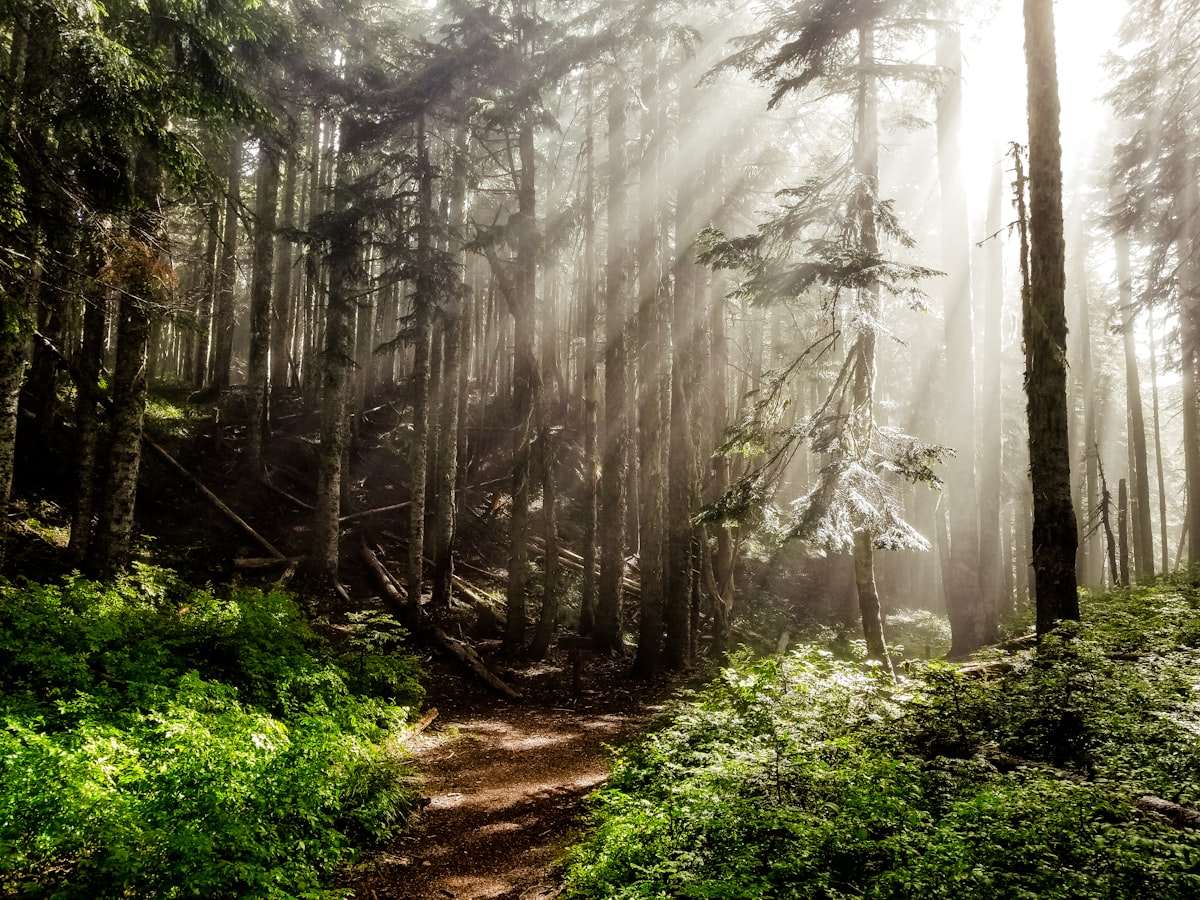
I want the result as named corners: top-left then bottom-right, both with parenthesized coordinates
top-left (504, 115), bottom-right (540, 655)
top-left (849, 26), bottom-right (894, 672)
top-left (1178, 172), bottom-right (1200, 568)
top-left (211, 137), bottom-right (242, 392)
top-left (1115, 232), bottom-right (1155, 581)
top-left (1147, 305), bottom-right (1171, 572)
top-left (979, 152), bottom-right (1006, 620)
top-left (431, 130), bottom-right (468, 610)
top-left (89, 292), bottom-right (150, 577)
top-left (245, 141), bottom-right (280, 475)
top-left (271, 148), bottom-right (298, 392)
top-left (937, 26), bottom-right (990, 655)
top-left (579, 77), bottom-right (599, 636)
top-left (408, 115), bottom-right (435, 606)
top-left (68, 260), bottom-right (108, 565)
top-left (665, 56), bottom-right (698, 671)
top-left (310, 120), bottom-right (358, 582)
top-left (1022, 0), bottom-right (1079, 633)
top-left (633, 39), bottom-right (665, 679)
top-left (596, 75), bottom-right (629, 657)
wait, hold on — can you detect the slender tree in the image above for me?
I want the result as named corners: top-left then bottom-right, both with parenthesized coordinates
top-left (1022, 0), bottom-right (1079, 632)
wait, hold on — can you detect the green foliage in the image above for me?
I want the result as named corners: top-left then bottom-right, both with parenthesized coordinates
top-left (0, 568), bottom-right (424, 899)
top-left (563, 584), bottom-right (1200, 899)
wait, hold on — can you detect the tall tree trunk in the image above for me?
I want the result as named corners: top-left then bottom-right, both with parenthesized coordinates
top-left (272, 147), bottom-right (298, 392)
top-left (408, 116), bottom-right (436, 604)
top-left (1147, 305), bottom-right (1170, 572)
top-left (665, 56), bottom-right (697, 671)
top-left (1022, 0), bottom-right (1080, 633)
top-left (1117, 477), bottom-right (1130, 587)
top-left (89, 291), bottom-right (149, 578)
top-left (310, 120), bottom-right (358, 583)
top-left (211, 137), bottom-right (242, 392)
top-left (633, 40), bottom-right (665, 679)
top-left (530, 277), bottom-right (559, 660)
top-left (580, 77), bottom-right (599, 636)
top-left (848, 26), bottom-right (894, 672)
top-left (979, 153), bottom-right (1005, 620)
top-left (245, 141), bottom-right (280, 474)
top-left (1115, 232), bottom-right (1155, 581)
top-left (596, 75), bottom-right (629, 657)
top-left (504, 115), bottom-right (540, 655)
top-left (431, 130), bottom-right (468, 610)
top-left (937, 26), bottom-right (990, 656)
top-left (68, 250), bottom-right (108, 564)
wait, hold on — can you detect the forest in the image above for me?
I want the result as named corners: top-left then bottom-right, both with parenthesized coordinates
top-left (3, 0), bottom-right (1200, 896)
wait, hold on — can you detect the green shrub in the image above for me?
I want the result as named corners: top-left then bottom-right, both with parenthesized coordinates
top-left (563, 586), bottom-right (1200, 899)
top-left (0, 569), bottom-right (424, 899)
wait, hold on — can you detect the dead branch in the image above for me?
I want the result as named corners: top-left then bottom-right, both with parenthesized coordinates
top-left (340, 502), bottom-right (413, 524)
top-left (146, 440), bottom-right (286, 560)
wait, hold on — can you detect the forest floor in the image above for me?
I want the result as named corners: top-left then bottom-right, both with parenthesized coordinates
top-left (343, 655), bottom-right (673, 900)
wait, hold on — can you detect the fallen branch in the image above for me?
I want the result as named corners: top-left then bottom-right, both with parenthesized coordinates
top-left (340, 501), bottom-right (412, 524)
top-left (261, 471), bottom-right (314, 511)
top-left (146, 440), bottom-right (286, 560)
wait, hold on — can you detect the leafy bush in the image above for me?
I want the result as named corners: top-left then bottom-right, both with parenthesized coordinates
top-left (0, 568), bottom-right (424, 899)
top-left (563, 583), bottom-right (1200, 899)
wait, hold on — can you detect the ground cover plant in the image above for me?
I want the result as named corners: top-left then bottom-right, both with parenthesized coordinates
top-left (563, 578), bottom-right (1200, 899)
top-left (0, 566), bottom-right (424, 899)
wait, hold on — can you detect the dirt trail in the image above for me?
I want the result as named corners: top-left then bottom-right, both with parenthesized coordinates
top-left (347, 660), bottom-right (667, 900)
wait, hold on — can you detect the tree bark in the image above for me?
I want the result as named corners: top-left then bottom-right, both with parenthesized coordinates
top-left (211, 137), bottom-right (242, 392)
top-left (633, 39), bottom-right (666, 679)
top-left (408, 115), bottom-right (435, 606)
top-left (431, 130), bottom-right (468, 610)
top-left (849, 26), bottom-right (894, 672)
top-left (579, 76), bottom-right (599, 636)
top-left (1115, 231), bottom-right (1155, 581)
top-left (596, 75), bottom-right (629, 657)
top-left (245, 140), bottom-right (280, 475)
top-left (310, 118), bottom-right (358, 582)
top-left (89, 292), bottom-right (149, 577)
top-left (1022, 0), bottom-right (1079, 633)
top-left (979, 153), bottom-right (1006, 620)
top-left (937, 26), bottom-right (991, 655)
top-left (503, 108), bottom-right (541, 655)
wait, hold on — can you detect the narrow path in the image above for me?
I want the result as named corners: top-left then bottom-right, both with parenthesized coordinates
top-left (347, 664), bottom-right (667, 900)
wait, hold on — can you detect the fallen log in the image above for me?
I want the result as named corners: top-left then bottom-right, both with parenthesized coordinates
top-left (528, 536), bottom-right (640, 595)
top-left (234, 556), bottom-right (304, 569)
top-left (146, 440), bottom-right (286, 560)
top-left (410, 707), bottom-right (439, 735)
top-left (430, 624), bottom-right (522, 701)
top-left (361, 540), bottom-right (521, 701)
top-left (360, 539), bottom-right (409, 615)
top-left (1135, 796), bottom-right (1200, 830)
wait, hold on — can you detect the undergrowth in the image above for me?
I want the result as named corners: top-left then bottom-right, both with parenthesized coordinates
top-left (563, 577), bottom-right (1200, 899)
top-left (0, 566), bottom-right (424, 899)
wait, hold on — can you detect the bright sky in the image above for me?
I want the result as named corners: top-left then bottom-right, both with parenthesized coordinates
top-left (959, 0), bottom-right (1129, 213)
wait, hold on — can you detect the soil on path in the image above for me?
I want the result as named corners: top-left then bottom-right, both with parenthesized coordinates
top-left (346, 656), bottom-right (672, 900)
